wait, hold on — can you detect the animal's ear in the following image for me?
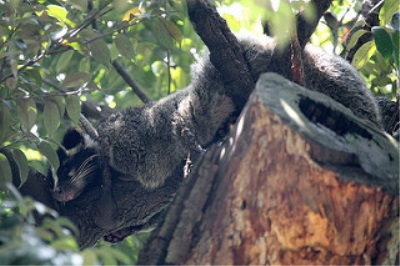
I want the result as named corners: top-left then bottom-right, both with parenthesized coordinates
top-left (62, 128), bottom-right (85, 150)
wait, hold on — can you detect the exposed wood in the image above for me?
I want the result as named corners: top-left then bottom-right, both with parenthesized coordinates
top-left (138, 73), bottom-right (399, 265)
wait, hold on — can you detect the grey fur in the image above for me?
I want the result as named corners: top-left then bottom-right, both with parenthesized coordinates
top-left (97, 35), bottom-right (381, 189)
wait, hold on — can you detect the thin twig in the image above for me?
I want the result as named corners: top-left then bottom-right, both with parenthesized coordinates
top-left (111, 60), bottom-right (151, 103)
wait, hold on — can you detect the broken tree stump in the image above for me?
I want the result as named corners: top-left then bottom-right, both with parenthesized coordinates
top-left (138, 73), bottom-right (399, 265)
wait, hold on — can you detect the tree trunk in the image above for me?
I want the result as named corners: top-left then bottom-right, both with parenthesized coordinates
top-left (138, 73), bottom-right (399, 265)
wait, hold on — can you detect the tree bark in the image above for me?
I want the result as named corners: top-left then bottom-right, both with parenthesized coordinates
top-left (138, 73), bottom-right (399, 265)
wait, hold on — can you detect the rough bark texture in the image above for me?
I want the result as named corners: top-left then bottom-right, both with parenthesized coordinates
top-left (138, 73), bottom-right (399, 265)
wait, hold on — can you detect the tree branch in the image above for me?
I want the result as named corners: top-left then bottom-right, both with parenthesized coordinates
top-left (186, 0), bottom-right (255, 109)
top-left (111, 60), bottom-right (151, 104)
top-left (296, 0), bottom-right (333, 48)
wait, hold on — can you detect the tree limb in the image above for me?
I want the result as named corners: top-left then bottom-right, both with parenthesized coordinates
top-left (296, 0), bottom-right (333, 48)
top-left (186, 0), bottom-right (255, 109)
top-left (112, 60), bottom-right (151, 104)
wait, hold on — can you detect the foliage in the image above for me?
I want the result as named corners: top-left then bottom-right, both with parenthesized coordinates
top-left (0, 0), bottom-right (398, 265)
top-left (348, 0), bottom-right (399, 95)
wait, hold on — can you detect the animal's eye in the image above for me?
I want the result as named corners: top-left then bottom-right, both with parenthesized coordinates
top-left (68, 168), bottom-right (76, 178)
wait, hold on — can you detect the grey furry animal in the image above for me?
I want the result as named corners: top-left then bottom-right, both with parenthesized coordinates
top-left (96, 34), bottom-right (381, 189)
top-left (48, 34), bottom-right (382, 244)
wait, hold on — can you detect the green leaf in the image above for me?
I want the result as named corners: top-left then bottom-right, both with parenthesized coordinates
top-left (66, 0), bottom-right (88, 12)
top-left (372, 26), bottom-right (393, 60)
top-left (49, 96), bottom-right (66, 118)
top-left (25, 67), bottom-right (43, 86)
top-left (12, 149), bottom-right (29, 187)
top-left (345, 29), bottom-right (369, 53)
top-left (153, 18), bottom-right (173, 49)
top-left (56, 50), bottom-right (75, 73)
top-left (47, 5), bottom-right (67, 22)
top-left (79, 57), bottom-right (91, 72)
top-left (65, 95), bottom-right (81, 123)
top-left (85, 80), bottom-right (100, 91)
top-left (160, 18), bottom-right (182, 44)
top-left (82, 250), bottom-right (100, 265)
top-left (43, 101), bottom-right (60, 136)
top-left (16, 98), bottom-right (37, 132)
top-left (380, 0), bottom-right (398, 25)
top-left (0, 153), bottom-right (12, 186)
top-left (38, 141), bottom-right (60, 170)
top-left (115, 34), bottom-right (134, 59)
top-left (56, 216), bottom-right (79, 236)
top-left (106, 248), bottom-right (132, 264)
top-left (352, 41), bottom-right (376, 69)
top-left (88, 39), bottom-right (111, 67)
top-left (61, 72), bottom-right (91, 88)
top-left (222, 13), bottom-right (241, 32)
top-left (0, 103), bottom-right (10, 141)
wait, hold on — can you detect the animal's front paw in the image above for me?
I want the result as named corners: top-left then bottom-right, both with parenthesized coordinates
top-left (103, 227), bottom-right (133, 243)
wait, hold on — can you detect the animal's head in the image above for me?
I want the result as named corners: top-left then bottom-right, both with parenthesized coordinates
top-left (49, 128), bottom-right (101, 202)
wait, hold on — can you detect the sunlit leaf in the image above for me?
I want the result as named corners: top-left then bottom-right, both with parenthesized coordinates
top-left (352, 41), bottom-right (376, 69)
top-left (345, 29), bottom-right (368, 53)
top-left (122, 7), bottom-right (141, 21)
top-left (380, 0), bottom-right (398, 25)
top-left (65, 95), bottom-right (81, 123)
top-left (43, 102), bottom-right (61, 136)
top-left (222, 13), bottom-right (241, 32)
top-left (12, 149), bottom-right (29, 187)
top-left (16, 98), bottom-right (37, 132)
top-left (38, 141), bottom-right (59, 170)
top-left (47, 5), bottom-right (67, 22)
